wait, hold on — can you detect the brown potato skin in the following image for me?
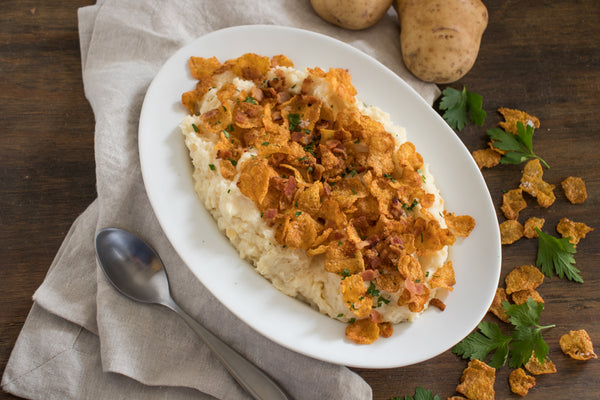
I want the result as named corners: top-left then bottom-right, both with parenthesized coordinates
top-left (311, 0), bottom-right (394, 30)
top-left (396, 0), bottom-right (488, 83)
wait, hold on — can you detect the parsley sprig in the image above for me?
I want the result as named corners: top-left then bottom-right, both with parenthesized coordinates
top-left (438, 86), bottom-right (486, 131)
top-left (535, 228), bottom-right (582, 282)
top-left (452, 298), bottom-right (554, 368)
top-left (389, 386), bottom-right (441, 400)
top-left (486, 121), bottom-right (550, 168)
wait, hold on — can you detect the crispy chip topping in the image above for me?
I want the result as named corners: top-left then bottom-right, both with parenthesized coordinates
top-left (472, 148), bottom-right (501, 169)
top-left (523, 217), bottom-right (545, 239)
top-left (524, 352), bottom-right (557, 375)
top-left (489, 288), bottom-right (510, 323)
top-left (181, 53), bottom-right (473, 343)
top-left (559, 329), bottom-right (597, 360)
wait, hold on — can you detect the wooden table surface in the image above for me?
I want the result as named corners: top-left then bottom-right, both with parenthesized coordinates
top-left (2, 1), bottom-right (599, 399)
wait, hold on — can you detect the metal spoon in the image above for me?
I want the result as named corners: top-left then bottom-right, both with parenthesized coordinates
top-left (95, 227), bottom-right (291, 400)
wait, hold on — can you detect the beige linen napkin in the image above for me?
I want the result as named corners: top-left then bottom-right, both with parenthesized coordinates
top-left (2, 1), bottom-right (439, 399)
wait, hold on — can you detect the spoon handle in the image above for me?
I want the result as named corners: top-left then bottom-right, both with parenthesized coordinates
top-left (164, 299), bottom-right (292, 400)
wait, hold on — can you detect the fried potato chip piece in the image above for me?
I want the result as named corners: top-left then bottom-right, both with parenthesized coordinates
top-left (270, 54), bottom-right (294, 68)
top-left (505, 265), bottom-right (544, 295)
top-left (218, 159), bottom-right (238, 181)
top-left (413, 218), bottom-right (456, 254)
top-left (559, 329), bottom-right (598, 360)
top-left (561, 176), bottom-right (587, 204)
top-left (509, 368), bottom-right (536, 397)
top-left (397, 279), bottom-right (431, 313)
top-left (378, 322), bottom-right (394, 338)
top-left (429, 261), bottom-right (456, 292)
top-left (511, 289), bottom-right (544, 305)
top-left (445, 213), bottom-right (476, 237)
top-left (489, 288), bottom-right (510, 323)
top-left (395, 141), bottom-right (424, 171)
top-left (556, 217), bottom-right (593, 246)
top-left (524, 353), bottom-right (557, 375)
top-left (523, 217), bottom-right (545, 239)
top-left (498, 107), bottom-right (540, 135)
top-left (375, 269), bottom-right (403, 293)
top-left (345, 318), bottom-right (380, 344)
top-left (325, 240), bottom-right (364, 275)
top-left (456, 359), bottom-right (496, 400)
top-left (520, 159), bottom-right (556, 208)
top-left (447, 397), bottom-right (468, 400)
top-left (472, 148), bottom-right (501, 169)
top-left (224, 53), bottom-right (271, 84)
top-left (340, 274), bottom-right (372, 318)
top-left (189, 56), bottom-right (222, 80)
top-left (280, 212), bottom-right (320, 250)
top-left (500, 188), bottom-right (527, 220)
top-left (237, 158), bottom-right (277, 206)
top-left (500, 219), bottom-right (524, 245)
top-left (397, 254), bottom-right (425, 282)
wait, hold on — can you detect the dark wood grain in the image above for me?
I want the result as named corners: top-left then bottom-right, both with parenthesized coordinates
top-left (1, 1), bottom-right (599, 399)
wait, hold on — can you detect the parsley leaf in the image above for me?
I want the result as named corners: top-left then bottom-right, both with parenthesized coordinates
top-left (288, 113), bottom-right (301, 131)
top-left (535, 228), bottom-right (582, 282)
top-left (452, 321), bottom-right (511, 368)
top-left (452, 299), bottom-right (554, 368)
top-left (438, 86), bottom-right (486, 131)
top-left (487, 122), bottom-right (550, 168)
top-left (388, 386), bottom-right (441, 400)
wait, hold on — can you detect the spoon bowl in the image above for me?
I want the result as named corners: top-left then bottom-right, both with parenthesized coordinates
top-left (95, 227), bottom-right (291, 400)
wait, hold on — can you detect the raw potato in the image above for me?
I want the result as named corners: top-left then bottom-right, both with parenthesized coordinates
top-left (311, 0), bottom-right (394, 30)
top-left (396, 0), bottom-right (488, 83)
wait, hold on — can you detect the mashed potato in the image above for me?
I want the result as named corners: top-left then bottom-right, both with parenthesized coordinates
top-left (180, 54), bottom-right (465, 340)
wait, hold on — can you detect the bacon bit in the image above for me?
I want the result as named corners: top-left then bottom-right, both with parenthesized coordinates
top-left (216, 149), bottom-right (232, 159)
top-left (429, 298), bottom-right (446, 311)
top-left (250, 87), bottom-right (264, 103)
top-left (363, 249), bottom-right (381, 269)
top-left (291, 131), bottom-right (314, 145)
top-left (276, 91), bottom-right (291, 104)
top-left (283, 175), bottom-right (297, 201)
top-left (369, 309), bottom-right (384, 324)
top-left (361, 269), bottom-right (380, 281)
top-left (263, 208), bottom-right (278, 225)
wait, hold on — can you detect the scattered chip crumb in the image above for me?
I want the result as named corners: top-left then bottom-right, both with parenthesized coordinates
top-left (489, 287), bottom-right (510, 323)
top-left (523, 217), bottom-right (545, 239)
top-left (505, 265), bottom-right (544, 295)
top-left (559, 329), bottom-right (597, 360)
top-left (511, 289), bottom-right (544, 305)
top-left (561, 176), bottom-right (587, 204)
top-left (524, 352), bottom-right (557, 375)
top-left (500, 219), bottom-right (524, 245)
top-left (520, 159), bottom-right (556, 208)
top-left (456, 359), bottom-right (496, 400)
top-left (498, 107), bottom-right (540, 135)
top-left (500, 188), bottom-right (527, 220)
top-left (509, 368), bottom-right (536, 396)
top-left (556, 218), bottom-right (593, 246)
top-left (472, 148), bottom-right (501, 169)
top-left (445, 213), bottom-right (476, 237)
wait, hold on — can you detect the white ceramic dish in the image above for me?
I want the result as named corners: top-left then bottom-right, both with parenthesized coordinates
top-left (138, 25), bottom-right (501, 369)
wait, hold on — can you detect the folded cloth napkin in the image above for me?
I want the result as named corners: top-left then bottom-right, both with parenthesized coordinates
top-left (2, 1), bottom-right (439, 399)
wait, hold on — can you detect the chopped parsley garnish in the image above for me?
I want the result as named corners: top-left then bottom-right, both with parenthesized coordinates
top-left (383, 173), bottom-right (396, 182)
top-left (243, 96), bottom-right (258, 105)
top-left (438, 86), bottom-right (486, 131)
top-left (288, 113), bottom-right (301, 131)
top-left (191, 123), bottom-right (199, 132)
top-left (228, 158), bottom-right (237, 166)
top-left (208, 163), bottom-right (216, 171)
top-left (222, 130), bottom-right (230, 139)
top-left (365, 281), bottom-right (380, 297)
top-left (295, 211), bottom-right (302, 217)
top-left (402, 199), bottom-right (419, 211)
